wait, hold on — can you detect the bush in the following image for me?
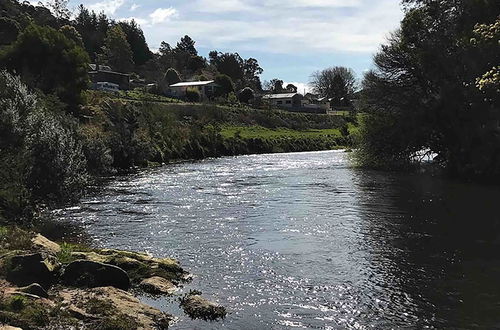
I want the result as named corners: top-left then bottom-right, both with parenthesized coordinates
top-left (185, 87), bottom-right (201, 102)
top-left (214, 74), bottom-right (234, 96)
top-left (238, 87), bottom-right (254, 103)
top-left (24, 109), bottom-right (88, 203)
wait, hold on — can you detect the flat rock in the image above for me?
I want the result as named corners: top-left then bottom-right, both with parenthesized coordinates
top-left (140, 276), bottom-right (178, 295)
top-left (61, 260), bottom-right (130, 290)
top-left (31, 234), bottom-right (61, 255)
top-left (180, 294), bottom-right (226, 321)
top-left (58, 286), bottom-right (173, 328)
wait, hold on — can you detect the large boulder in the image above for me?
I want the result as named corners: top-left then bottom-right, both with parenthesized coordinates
top-left (31, 234), bottom-right (61, 255)
top-left (61, 260), bottom-right (130, 290)
top-left (140, 276), bottom-right (178, 295)
top-left (180, 293), bottom-right (226, 321)
top-left (3, 253), bottom-right (58, 288)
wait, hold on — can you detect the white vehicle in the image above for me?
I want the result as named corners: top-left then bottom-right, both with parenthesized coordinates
top-left (95, 82), bottom-right (119, 92)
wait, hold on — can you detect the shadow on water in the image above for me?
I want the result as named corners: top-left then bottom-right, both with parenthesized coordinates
top-left (355, 169), bottom-right (500, 329)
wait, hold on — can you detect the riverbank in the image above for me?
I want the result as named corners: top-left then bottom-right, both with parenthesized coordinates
top-left (0, 226), bottom-right (226, 329)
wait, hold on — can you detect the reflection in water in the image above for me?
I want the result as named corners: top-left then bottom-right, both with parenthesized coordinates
top-left (55, 150), bottom-right (500, 329)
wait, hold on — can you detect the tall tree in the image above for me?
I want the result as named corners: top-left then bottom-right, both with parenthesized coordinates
top-left (176, 35), bottom-right (197, 56)
top-left (0, 23), bottom-right (90, 108)
top-left (101, 24), bottom-right (134, 72)
top-left (286, 84), bottom-right (298, 93)
top-left (118, 20), bottom-right (153, 66)
top-left (358, 0), bottom-right (500, 178)
top-left (310, 66), bottom-right (356, 105)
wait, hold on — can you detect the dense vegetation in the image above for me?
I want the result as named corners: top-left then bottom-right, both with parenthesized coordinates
top-left (357, 0), bottom-right (500, 180)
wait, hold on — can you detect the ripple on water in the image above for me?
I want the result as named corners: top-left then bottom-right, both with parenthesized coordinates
top-left (55, 150), bottom-right (500, 329)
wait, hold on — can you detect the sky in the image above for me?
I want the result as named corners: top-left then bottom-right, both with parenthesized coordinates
top-left (43, 0), bottom-right (405, 91)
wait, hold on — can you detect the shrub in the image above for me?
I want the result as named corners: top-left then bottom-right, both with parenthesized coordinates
top-left (238, 87), bottom-right (254, 103)
top-left (185, 87), bottom-right (201, 102)
top-left (214, 74), bottom-right (234, 96)
top-left (24, 109), bottom-right (88, 203)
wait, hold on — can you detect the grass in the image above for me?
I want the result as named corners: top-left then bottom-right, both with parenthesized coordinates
top-left (221, 126), bottom-right (350, 139)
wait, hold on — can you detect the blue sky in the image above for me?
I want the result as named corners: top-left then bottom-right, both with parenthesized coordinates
top-left (40, 0), bottom-right (404, 90)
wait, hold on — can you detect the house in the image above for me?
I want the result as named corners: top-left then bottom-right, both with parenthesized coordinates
top-left (88, 64), bottom-right (131, 90)
top-left (262, 93), bottom-right (303, 108)
top-left (303, 95), bottom-right (331, 112)
top-left (169, 81), bottom-right (219, 100)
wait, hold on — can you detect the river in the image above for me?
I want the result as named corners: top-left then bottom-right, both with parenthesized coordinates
top-left (56, 150), bottom-right (500, 329)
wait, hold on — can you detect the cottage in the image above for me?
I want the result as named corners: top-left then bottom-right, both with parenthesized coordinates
top-left (88, 64), bottom-right (131, 90)
top-left (169, 81), bottom-right (219, 100)
top-left (303, 95), bottom-right (331, 112)
top-left (262, 93), bottom-right (303, 108)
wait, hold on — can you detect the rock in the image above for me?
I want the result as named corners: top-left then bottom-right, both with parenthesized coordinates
top-left (0, 325), bottom-right (23, 330)
top-left (62, 260), bottom-right (131, 290)
top-left (140, 276), bottom-right (178, 295)
top-left (17, 283), bottom-right (49, 298)
top-left (58, 286), bottom-right (173, 328)
top-left (72, 249), bottom-right (189, 284)
top-left (180, 293), bottom-right (226, 321)
top-left (4, 253), bottom-right (57, 288)
top-left (31, 234), bottom-right (61, 255)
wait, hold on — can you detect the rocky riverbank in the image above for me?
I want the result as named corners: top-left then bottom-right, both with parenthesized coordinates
top-left (0, 227), bottom-right (226, 329)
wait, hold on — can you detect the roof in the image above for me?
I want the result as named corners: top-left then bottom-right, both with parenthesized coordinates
top-left (262, 93), bottom-right (302, 99)
top-left (170, 81), bottom-right (215, 87)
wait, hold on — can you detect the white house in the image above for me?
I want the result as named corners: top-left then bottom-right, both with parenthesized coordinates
top-left (262, 93), bottom-right (304, 108)
top-left (169, 81), bottom-right (218, 100)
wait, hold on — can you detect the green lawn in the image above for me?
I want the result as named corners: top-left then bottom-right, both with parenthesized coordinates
top-left (220, 126), bottom-right (344, 139)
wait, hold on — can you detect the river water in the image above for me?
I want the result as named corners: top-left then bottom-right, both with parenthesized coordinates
top-left (56, 150), bottom-right (500, 329)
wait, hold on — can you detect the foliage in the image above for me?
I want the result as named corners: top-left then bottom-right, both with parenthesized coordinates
top-left (310, 66), bottom-right (356, 106)
top-left (59, 25), bottom-right (84, 47)
top-left (238, 87), bottom-right (255, 103)
top-left (185, 87), bottom-right (201, 102)
top-left (118, 20), bottom-right (153, 67)
top-left (163, 68), bottom-right (181, 88)
top-left (209, 51), bottom-right (263, 90)
top-left (0, 17), bottom-right (20, 45)
top-left (357, 1), bottom-right (500, 180)
top-left (264, 79), bottom-right (284, 93)
top-left (47, 0), bottom-right (71, 20)
top-left (100, 24), bottom-right (134, 73)
top-left (24, 108), bottom-right (88, 202)
top-left (286, 83), bottom-right (298, 93)
top-left (0, 23), bottom-right (90, 108)
top-left (214, 74), bottom-right (235, 96)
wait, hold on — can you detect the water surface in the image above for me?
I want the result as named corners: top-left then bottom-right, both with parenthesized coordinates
top-left (56, 150), bottom-right (500, 329)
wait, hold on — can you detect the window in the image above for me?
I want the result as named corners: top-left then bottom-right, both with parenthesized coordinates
top-left (286, 100), bottom-right (291, 104)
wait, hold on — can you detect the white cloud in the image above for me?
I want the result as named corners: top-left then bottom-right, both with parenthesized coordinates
top-left (149, 7), bottom-right (178, 25)
top-left (130, 3), bottom-right (140, 12)
top-left (88, 0), bottom-right (125, 15)
top-left (119, 16), bottom-right (149, 27)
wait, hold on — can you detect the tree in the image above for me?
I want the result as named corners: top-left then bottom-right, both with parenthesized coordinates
top-left (264, 79), bottom-right (284, 93)
top-left (59, 25), bottom-right (84, 47)
top-left (286, 84), bottom-right (298, 93)
top-left (176, 35), bottom-right (198, 56)
top-left (238, 87), bottom-right (254, 103)
top-left (47, 0), bottom-right (71, 20)
top-left (310, 66), bottom-right (356, 106)
top-left (242, 58), bottom-right (263, 91)
top-left (209, 51), bottom-right (244, 82)
top-left (0, 18), bottom-right (20, 45)
top-left (101, 24), bottom-right (134, 72)
top-left (0, 24), bottom-right (90, 108)
top-left (357, 0), bottom-right (500, 179)
top-left (74, 5), bottom-right (109, 61)
top-left (118, 20), bottom-right (153, 66)
top-left (214, 74), bottom-right (235, 96)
